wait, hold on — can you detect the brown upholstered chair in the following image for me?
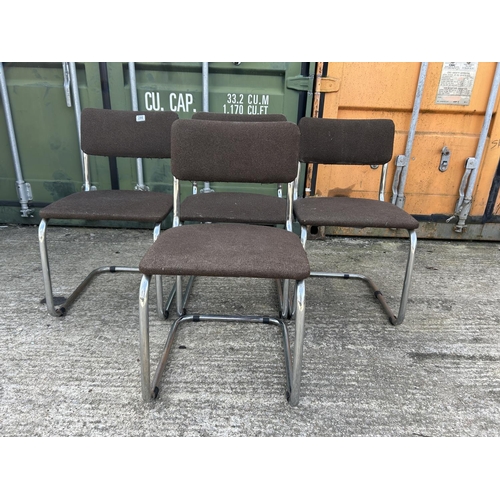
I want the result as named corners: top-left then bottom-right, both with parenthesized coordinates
top-left (294, 117), bottom-right (418, 325)
top-left (38, 108), bottom-right (178, 317)
top-left (169, 111), bottom-right (293, 318)
top-left (138, 119), bottom-right (309, 405)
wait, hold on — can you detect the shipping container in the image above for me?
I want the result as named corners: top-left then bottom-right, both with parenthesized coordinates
top-left (307, 62), bottom-right (500, 240)
top-left (2, 61), bottom-right (500, 240)
top-left (0, 62), bottom-right (313, 227)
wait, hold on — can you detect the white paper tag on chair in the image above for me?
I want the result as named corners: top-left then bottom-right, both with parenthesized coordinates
top-left (136, 115), bottom-right (146, 122)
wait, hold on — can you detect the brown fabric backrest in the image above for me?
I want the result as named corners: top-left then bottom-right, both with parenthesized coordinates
top-left (171, 119), bottom-right (300, 183)
top-left (192, 112), bottom-right (287, 122)
top-left (299, 117), bottom-right (395, 165)
top-left (80, 108), bottom-right (179, 158)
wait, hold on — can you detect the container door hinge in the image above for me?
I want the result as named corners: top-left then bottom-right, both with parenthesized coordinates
top-left (317, 76), bottom-right (341, 93)
top-left (286, 75), bottom-right (314, 92)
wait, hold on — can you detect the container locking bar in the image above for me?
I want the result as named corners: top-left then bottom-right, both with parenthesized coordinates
top-left (391, 62), bottom-right (428, 209)
top-left (446, 157), bottom-right (476, 226)
top-left (128, 62), bottom-right (149, 191)
top-left (63, 62), bottom-right (92, 191)
top-left (200, 62), bottom-right (214, 194)
top-left (0, 62), bottom-right (34, 217)
top-left (452, 62), bottom-right (500, 233)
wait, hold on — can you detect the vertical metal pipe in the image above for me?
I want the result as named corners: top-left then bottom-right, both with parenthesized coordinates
top-left (68, 62), bottom-right (86, 183)
top-left (392, 62), bottom-right (428, 208)
top-left (455, 62), bottom-right (500, 230)
top-left (0, 62), bottom-right (33, 216)
top-left (83, 153), bottom-right (91, 192)
top-left (202, 62), bottom-right (209, 112)
top-left (293, 162), bottom-right (302, 201)
top-left (129, 62), bottom-right (139, 110)
top-left (467, 63), bottom-right (500, 192)
top-left (286, 181), bottom-right (294, 232)
top-left (172, 175), bottom-right (183, 316)
top-left (300, 225), bottom-right (308, 248)
top-left (128, 62), bottom-right (146, 190)
top-left (153, 223), bottom-right (164, 319)
top-left (202, 62), bottom-right (212, 193)
top-left (69, 63), bottom-right (82, 148)
top-left (172, 177), bottom-right (180, 228)
top-left (379, 163), bottom-right (388, 202)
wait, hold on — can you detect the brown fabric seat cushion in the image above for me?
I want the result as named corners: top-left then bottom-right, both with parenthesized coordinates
top-left (180, 192), bottom-right (287, 224)
top-left (139, 223), bottom-right (310, 280)
top-left (294, 197), bottom-right (419, 230)
top-left (39, 190), bottom-right (173, 223)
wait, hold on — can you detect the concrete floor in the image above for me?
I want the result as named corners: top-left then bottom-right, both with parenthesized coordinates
top-left (1, 223), bottom-right (499, 436)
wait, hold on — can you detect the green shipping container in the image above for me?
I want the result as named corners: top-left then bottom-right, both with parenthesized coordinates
top-left (0, 62), bottom-right (314, 227)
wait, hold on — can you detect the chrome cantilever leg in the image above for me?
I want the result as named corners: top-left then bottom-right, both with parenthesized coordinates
top-left (39, 219), bottom-right (167, 318)
top-left (38, 219), bottom-right (61, 317)
top-left (139, 274), bottom-right (152, 401)
top-left (391, 229), bottom-right (417, 325)
top-left (39, 219), bottom-right (134, 316)
top-left (289, 279), bottom-right (306, 407)
top-left (300, 226), bottom-right (417, 325)
top-left (139, 277), bottom-right (306, 405)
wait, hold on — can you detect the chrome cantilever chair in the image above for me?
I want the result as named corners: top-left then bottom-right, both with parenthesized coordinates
top-left (138, 119), bottom-right (310, 406)
top-left (170, 111), bottom-right (293, 318)
top-left (38, 108), bottom-right (179, 317)
top-left (294, 117), bottom-right (418, 325)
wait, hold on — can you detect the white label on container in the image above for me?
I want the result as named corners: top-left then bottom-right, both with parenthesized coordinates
top-left (436, 62), bottom-right (478, 105)
top-left (136, 115), bottom-right (146, 122)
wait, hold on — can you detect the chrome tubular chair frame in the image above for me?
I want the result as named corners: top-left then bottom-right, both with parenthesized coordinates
top-left (292, 117), bottom-right (419, 325)
top-left (38, 217), bottom-right (165, 318)
top-left (138, 119), bottom-right (309, 405)
top-left (139, 274), bottom-right (306, 405)
top-left (298, 224), bottom-right (418, 326)
top-left (38, 109), bottom-right (178, 319)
